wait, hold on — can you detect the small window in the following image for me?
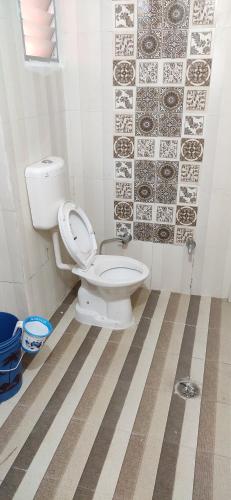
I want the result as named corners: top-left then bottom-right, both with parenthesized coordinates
top-left (18, 0), bottom-right (59, 62)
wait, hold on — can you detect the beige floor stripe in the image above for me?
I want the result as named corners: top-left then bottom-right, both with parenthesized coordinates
top-left (13, 327), bottom-right (113, 500)
top-left (40, 288), bottom-right (150, 500)
top-left (133, 297), bottom-right (191, 500)
top-left (92, 291), bottom-right (170, 499)
top-left (0, 321), bottom-right (90, 481)
top-left (0, 302), bottom-right (76, 428)
top-left (172, 297), bottom-right (211, 500)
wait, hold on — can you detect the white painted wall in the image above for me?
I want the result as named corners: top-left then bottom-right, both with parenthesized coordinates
top-left (0, 0), bottom-right (73, 318)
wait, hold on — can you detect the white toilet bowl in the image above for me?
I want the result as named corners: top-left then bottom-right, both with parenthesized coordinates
top-left (58, 202), bottom-right (149, 329)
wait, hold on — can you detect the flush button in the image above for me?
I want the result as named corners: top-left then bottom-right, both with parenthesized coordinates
top-left (42, 159), bottom-right (53, 164)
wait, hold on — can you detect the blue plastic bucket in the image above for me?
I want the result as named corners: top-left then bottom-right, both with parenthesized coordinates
top-left (21, 316), bottom-right (53, 354)
top-left (0, 312), bottom-right (23, 403)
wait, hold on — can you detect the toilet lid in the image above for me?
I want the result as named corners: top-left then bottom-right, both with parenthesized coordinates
top-left (58, 202), bottom-right (97, 270)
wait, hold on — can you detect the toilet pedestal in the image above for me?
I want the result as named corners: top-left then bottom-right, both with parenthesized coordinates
top-left (75, 279), bottom-right (134, 330)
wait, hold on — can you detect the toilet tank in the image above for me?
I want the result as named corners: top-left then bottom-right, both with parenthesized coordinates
top-left (25, 157), bottom-right (68, 230)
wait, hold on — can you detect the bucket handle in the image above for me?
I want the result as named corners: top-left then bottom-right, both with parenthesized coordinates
top-left (12, 320), bottom-right (23, 337)
top-left (0, 352), bottom-right (24, 373)
top-left (0, 321), bottom-right (24, 373)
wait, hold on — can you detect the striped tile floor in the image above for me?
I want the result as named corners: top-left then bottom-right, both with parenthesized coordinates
top-left (0, 287), bottom-right (231, 500)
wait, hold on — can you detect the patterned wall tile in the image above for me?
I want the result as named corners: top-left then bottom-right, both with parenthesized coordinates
top-left (163, 61), bottom-right (184, 84)
top-left (114, 136), bottom-right (135, 158)
top-left (186, 59), bottom-right (212, 86)
top-left (137, 0), bottom-right (162, 30)
top-left (162, 29), bottom-right (188, 58)
top-left (115, 34), bottom-right (135, 57)
top-left (115, 160), bottom-right (133, 179)
top-left (180, 163), bottom-right (200, 183)
top-left (134, 222), bottom-right (154, 241)
top-left (135, 160), bottom-right (155, 182)
top-left (176, 205), bottom-right (198, 226)
top-left (138, 61), bottom-right (158, 84)
top-left (160, 139), bottom-right (179, 159)
top-left (153, 224), bottom-right (174, 243)
top-left (156, 183), bottom-right (177, 204)
top-left (156, 204), bottom-right (175, 224)
top-left (115, 114), bottom-right (134, 134)
top-left (135, 112), bottom-right (159, 136)
top-left (136, 87), bottom-right (159, 112)
top-left (159, 113), bottom-right (182, 137)
top-left (163, 0), bottom-right (190, 28)
top-left (178, 185), bottom-right (198, 204)
top-left (184, 115), bottom-right (204, 136)
top-left (115, 181), bottom-right (133, 199)
top-left (160, 87), bottom-right (184, 112)
top-left (137, 30), bottom-right (162, 59)
top-left (115, 88), bottom-right (134, 110)
top-left (186, 89), bottom-right (207, 111)
top-left (192, 0), bottom-right (215, 26)
top-left (175, 226), bottom-right (194, 244)
top-left (135, 203), bottom-right (153, 221)
top-left (180, 138), bottom-right (204, 162)
top-left (116, 221), bottom-right (132, 238)
top-left (134, 181), bottom-right (155, 203)
top-left (190, 31), bottom-right (212, 56)
top-left (136, 138), bottom-right (155, 158)
top-left (115, 4), bottom-right (135, 28)
top-left (114, 201), bottom-right (133, 221)
top-left (113, 60), bottom-right (136, 86)
top-left (156, 161), bottom-right (179, 182)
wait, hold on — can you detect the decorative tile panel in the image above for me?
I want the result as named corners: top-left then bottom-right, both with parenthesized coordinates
top-left (115, 89), bottom-right (134, 110)
top-left (163, 62), bottom-right (184, 84)
top-left (186, 89), bottom-right (207, 111)
top-left (192, 0), bottom-right (215, 26)
top-left (115, 114), bottom-right (134, 134)
top-left (116, 221), bottom-right (132, 238)
top-left (190, 31), bottom-right (212, 55)
top-left (114, 4), bottom-right (135, 28)
top-left (135, 203), bottom-right (153, 220)
top-left (115, 34), bottom-right (135, 57)
top-left (115, 160), bottom-right (133, 179)
top-left (112, 0), bottom-right (215, 244)
top-left (138, 61), bottom-right (158, 84)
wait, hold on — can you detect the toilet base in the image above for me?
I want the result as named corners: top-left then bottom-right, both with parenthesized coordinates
top-left (75, 281), bottom-right (135, 330)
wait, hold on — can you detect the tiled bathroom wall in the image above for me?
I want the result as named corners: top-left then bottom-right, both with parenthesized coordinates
top-left (113, 0), bottom-right (216, 244)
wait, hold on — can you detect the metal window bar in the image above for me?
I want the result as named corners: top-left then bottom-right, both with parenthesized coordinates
top-left (18, 0), bottom-right (59, 63)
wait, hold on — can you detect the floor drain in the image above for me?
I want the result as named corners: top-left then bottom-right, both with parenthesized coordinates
top-left (175, 379), bottom-right (200, 399)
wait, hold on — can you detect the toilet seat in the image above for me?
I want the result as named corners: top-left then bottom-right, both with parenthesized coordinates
top-left (58, 201), bottom-right (149, 288)
top-left (58, 201), bottom-right (97, 270)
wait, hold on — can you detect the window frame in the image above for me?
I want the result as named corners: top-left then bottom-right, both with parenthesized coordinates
top-left (18, 0), bottom-right (59, 64)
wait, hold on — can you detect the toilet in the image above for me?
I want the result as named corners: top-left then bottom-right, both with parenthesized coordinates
top-left (25, 157), bottom-right (149, 330)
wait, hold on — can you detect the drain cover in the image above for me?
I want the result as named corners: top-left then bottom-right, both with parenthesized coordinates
top-left (175, 379), bottom-right (200, 399)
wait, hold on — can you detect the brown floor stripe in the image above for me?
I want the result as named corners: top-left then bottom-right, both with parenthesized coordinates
top-left (74, 290), bottom-right (161, 499)
top-left (113, 293), bottom-right (184, 498)
top-left (152, 295), bottom-right (201, 500)
top-left (192, 298), bottom-right (221, 500)
top-left (0, 325), bottom-right (100, 500)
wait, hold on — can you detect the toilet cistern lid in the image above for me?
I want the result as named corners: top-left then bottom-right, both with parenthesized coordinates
top-left (58, 202), bottom-right (97, 270)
